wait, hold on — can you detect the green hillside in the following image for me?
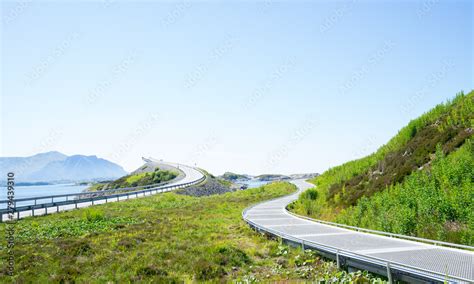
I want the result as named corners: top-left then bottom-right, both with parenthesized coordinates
top-left (89, 167), bottom-right (178, 191)
top-left (290, 91), bottom-right (474, 245)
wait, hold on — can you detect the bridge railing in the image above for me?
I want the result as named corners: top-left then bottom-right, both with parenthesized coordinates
top-left (0, 180), bottom-right (176, 209)
top-left (285, 209), bottom-right (474, 251)
top-left (242, 186), bottom-right (473, 284)
top-left (0, 170), bottom-right (205, 221)
top-left (254, 181), bottom-right (474, 251)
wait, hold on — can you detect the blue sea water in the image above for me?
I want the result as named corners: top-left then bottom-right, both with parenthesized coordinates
top-left (236, 179), bottom-right (270, 189)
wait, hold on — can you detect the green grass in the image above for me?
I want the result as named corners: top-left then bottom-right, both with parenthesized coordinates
top-left (112, 168), bottom-right (178, 188)
top-left (0, 182), bottom-right (383, 282)
top-left (125, 172), bottom-right (149, 184)
top-left (88, 168), bottom-right (178, 191)
top-left (217, 177), bottom-right (233, 187)
top-left (291, 91), bottom-right (473, 245)
top-left (334, 141), bottom-right (473, 245)
top-left (87, 182), bottom-right (109, 192)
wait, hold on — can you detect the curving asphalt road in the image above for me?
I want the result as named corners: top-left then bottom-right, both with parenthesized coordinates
top-left (243, 179), bottom-right (474, 283)
top-left (148, 159), bottom-right (204, 186)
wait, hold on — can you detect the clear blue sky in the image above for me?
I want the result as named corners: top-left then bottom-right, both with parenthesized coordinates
top-left (1, 0), bottom-right (472, 175)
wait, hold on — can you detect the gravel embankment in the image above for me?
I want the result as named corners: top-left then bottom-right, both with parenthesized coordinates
top-left (176, 176), bottom-right (236, 197)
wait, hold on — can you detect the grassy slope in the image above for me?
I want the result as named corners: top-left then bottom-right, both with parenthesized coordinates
top-left (89, 168), bottom-right (178, 191)
top-left (0, 183), bottom-right (382, 283)
top-left (291, 91), bottom-right (473, 245)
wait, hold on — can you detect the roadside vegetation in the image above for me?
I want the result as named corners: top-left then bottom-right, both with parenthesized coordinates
top-left (88, 167), bottom-right (178, 191)
top-left (290, 91), bottom-right (474, 245)
top-left (0, 182), bottom-right (383, 282)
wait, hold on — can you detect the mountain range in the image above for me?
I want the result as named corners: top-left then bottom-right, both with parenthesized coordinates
top-left (0, 151), bottom-right (127, 183)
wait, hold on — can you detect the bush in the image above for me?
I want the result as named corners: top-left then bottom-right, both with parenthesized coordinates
top-left (193, 259), bottom-right (225, 280)
top-left (136, 266), bottom-right (168, 277)
top-left (214, 245), bottom-right (251, 266)
top-left (334, 140), bottom-right (474, 245)
top-left (303, 189), bottom-right (318, 200)
top-left (110, 168), bottom-right (178, 188)
top-left (83, 208), bottom-right (105, 222)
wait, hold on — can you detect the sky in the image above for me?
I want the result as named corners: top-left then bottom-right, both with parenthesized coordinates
top-left (1, 0), bottom-right (473, 175)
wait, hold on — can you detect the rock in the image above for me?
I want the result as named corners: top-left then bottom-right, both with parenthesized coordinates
top-left (176, 176), bottom-right (236, 197)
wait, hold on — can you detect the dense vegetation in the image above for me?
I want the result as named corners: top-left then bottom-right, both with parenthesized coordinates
top-left (89, 167), bottom-right (177, 191)
top-left (291, 91), bottom-right (473, 245)
top-left (0, 183), bottom-right (383, 282)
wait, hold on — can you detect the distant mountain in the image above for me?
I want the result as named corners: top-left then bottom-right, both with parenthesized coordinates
top-left (0, 151), bottom-right (127, 183)
top-left (0, 151), bottom-right (67, 178)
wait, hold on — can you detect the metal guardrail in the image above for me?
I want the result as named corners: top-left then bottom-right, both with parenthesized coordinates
top-left (0, 168), bottom-right (206, 221)
top-left (242, 188), bottom-right (473, 283)
top-left (285, 210), bottom-right (474, 252)
top-left (0, 180), bottom-right (175, 206)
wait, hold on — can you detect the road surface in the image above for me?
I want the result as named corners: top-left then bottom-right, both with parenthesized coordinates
top-left (243, 179), bottom-right (474, 283)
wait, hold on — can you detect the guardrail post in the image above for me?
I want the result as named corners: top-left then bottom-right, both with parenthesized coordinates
top-left (92, 199), bottom-right (94, 205)
top-left (32, 209), bottom-right (35, 217)
top-left (301, 240), bottom-right (305, 250)
top-left (45, 207), bottom-right (48, 215)
top-left (386, 262), bottom-right (392, 284)
top-left (336, 250), bottom-right (340, 269)
top-left (75, 202), bottom-right (78, 209)
top-left (57, 205), bottom-right (59, 213)
top-left (34, 199), bottom-right (37, 206)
